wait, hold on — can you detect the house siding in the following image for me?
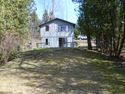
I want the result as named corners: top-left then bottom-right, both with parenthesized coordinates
top-left (40, 19), bottom-right (75, 48)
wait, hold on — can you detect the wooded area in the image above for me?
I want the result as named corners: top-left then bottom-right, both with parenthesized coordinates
top-left (73, 0), bottom-right (125, 58)
top-left (1, 0), bottom-right (125, 93)
top-left (0, 0), bottom-right (125, 64)
top-left (0, 0), bottom-right (36, 63)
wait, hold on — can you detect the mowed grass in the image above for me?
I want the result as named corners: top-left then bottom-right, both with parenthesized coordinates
top-left (0, 48), bottom-right (125, 94)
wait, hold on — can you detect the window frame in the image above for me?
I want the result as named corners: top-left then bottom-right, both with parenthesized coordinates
top-left (46, 25), bottom-right (49, 31)
top-left (58, 25), bottom-right (66, 32)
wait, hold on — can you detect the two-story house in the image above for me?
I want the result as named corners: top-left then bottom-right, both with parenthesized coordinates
top-left (39, 18), bottom-right (75, 48)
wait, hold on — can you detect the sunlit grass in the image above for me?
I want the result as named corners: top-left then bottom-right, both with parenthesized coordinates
top-left (0, 48), bottom-right (125, 94)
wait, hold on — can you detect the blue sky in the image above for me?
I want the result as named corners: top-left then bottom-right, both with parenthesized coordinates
top-left (34, 0), bottom-right (78, 23)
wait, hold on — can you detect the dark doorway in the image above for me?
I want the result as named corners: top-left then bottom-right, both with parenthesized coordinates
top-left (59, 38), bottom-right (66, 47)
top-left (45, 39), bottom-right (48, 45)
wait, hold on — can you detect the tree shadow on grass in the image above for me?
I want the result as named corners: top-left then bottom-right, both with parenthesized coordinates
top-left (0, 92), bottom-right (13, 94)
top-left (15, 48), bottom-right (125, 94)
top-left (20, 48), bottom-right (109, 62)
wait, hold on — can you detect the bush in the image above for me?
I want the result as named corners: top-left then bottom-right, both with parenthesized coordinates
top-left (0, 30), bottom-right (20, 63)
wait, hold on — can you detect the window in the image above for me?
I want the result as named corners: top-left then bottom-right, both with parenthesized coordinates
top-left (58, 25), bottom-right (66, 32)
top-left (46, 25), bottom-right (49, 31)
top-left (45, 39), bottom-right (48, 45)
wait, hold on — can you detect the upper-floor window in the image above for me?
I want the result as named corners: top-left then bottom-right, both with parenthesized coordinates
top-left (46, 25), bottom-right (49, 31)
top-left (58, 25), bottom-right (66, 32)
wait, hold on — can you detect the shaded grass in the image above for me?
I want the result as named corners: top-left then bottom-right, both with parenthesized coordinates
top-left (0, 48), bottom-right (125, 94)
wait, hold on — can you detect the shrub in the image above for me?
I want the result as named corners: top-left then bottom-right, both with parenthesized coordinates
top-left (0, 30), bottom-right (20, 63)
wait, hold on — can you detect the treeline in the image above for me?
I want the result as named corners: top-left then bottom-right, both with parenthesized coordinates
top-left (73, 0), bottom-right (125, 57)
top-left (0, 0), bottom-right (34, 63)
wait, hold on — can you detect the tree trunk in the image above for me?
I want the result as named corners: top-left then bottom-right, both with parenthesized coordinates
top-left (96, 36), bottom-right (100, 51)
top-left (87, 32), bottom-right (92, 50)
top-left (117, 0), bottom-right (125, 57)
top-left (109, 7), bottom-right (117, 56)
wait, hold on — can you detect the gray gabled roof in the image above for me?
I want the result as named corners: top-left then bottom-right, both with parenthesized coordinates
top-left (39, 18), bottom-right (76, 28)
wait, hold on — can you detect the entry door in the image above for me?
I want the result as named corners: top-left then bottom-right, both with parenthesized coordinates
top-left (59, 38), bottom-right (67, 47)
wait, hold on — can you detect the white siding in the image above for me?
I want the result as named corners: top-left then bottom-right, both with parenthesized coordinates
top-left (40, 20), bottom-right (75, 48)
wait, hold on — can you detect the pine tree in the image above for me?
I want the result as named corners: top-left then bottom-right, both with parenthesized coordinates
top-left (74, 0), bottom-right (125, 57)
top-left (42, 9), bottom-right (49, 23)
top-left (0, 0), bottom-right (34, 63)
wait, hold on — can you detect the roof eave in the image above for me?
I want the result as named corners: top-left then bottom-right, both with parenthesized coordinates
top-left (39, 18), bottom-right (76, 28)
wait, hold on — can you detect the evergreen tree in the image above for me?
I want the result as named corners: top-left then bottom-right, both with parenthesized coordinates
top-left (73, 0), bottom-right (125, 57)
top-left (42, 9), bottom-right (49, 23)
top-left (0, 0), bottom-right (34, 63)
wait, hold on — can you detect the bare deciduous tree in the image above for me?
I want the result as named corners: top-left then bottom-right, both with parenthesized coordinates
top-left (0, 30), bottom-right (20, 63)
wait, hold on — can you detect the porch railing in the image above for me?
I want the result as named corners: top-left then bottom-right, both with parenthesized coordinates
top-left (36, 42), bottom-right (77, 48)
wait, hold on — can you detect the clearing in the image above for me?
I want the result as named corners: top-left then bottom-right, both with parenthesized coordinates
top-left (0, 48), bottom-right (125, 94)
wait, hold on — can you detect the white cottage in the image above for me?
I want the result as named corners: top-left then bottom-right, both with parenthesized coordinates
top-left (39, 18), bottom-right (75, 48)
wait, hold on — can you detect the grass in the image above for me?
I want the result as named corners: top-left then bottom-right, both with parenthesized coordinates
top-left (0, 48), bottom-right (125, 94)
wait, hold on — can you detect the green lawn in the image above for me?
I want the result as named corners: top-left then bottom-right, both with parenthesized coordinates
top-left (0, 48), bottom-right (125, 94)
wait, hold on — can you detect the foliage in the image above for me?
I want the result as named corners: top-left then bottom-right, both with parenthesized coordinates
top-left (75, 0), bottom-right (125, 57)
top-left (42, 9), bottom-right (50, 23)
top-left (0, 0), bottom-right (34, 63)
top-left (29, 10), bottom-right (41, 39)
top-left (42, 9), bottom-right (55, 23)
top-left (74, 28), bottom-right (81, 39)
top-left (0, 31), bottom-right (20, 63)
